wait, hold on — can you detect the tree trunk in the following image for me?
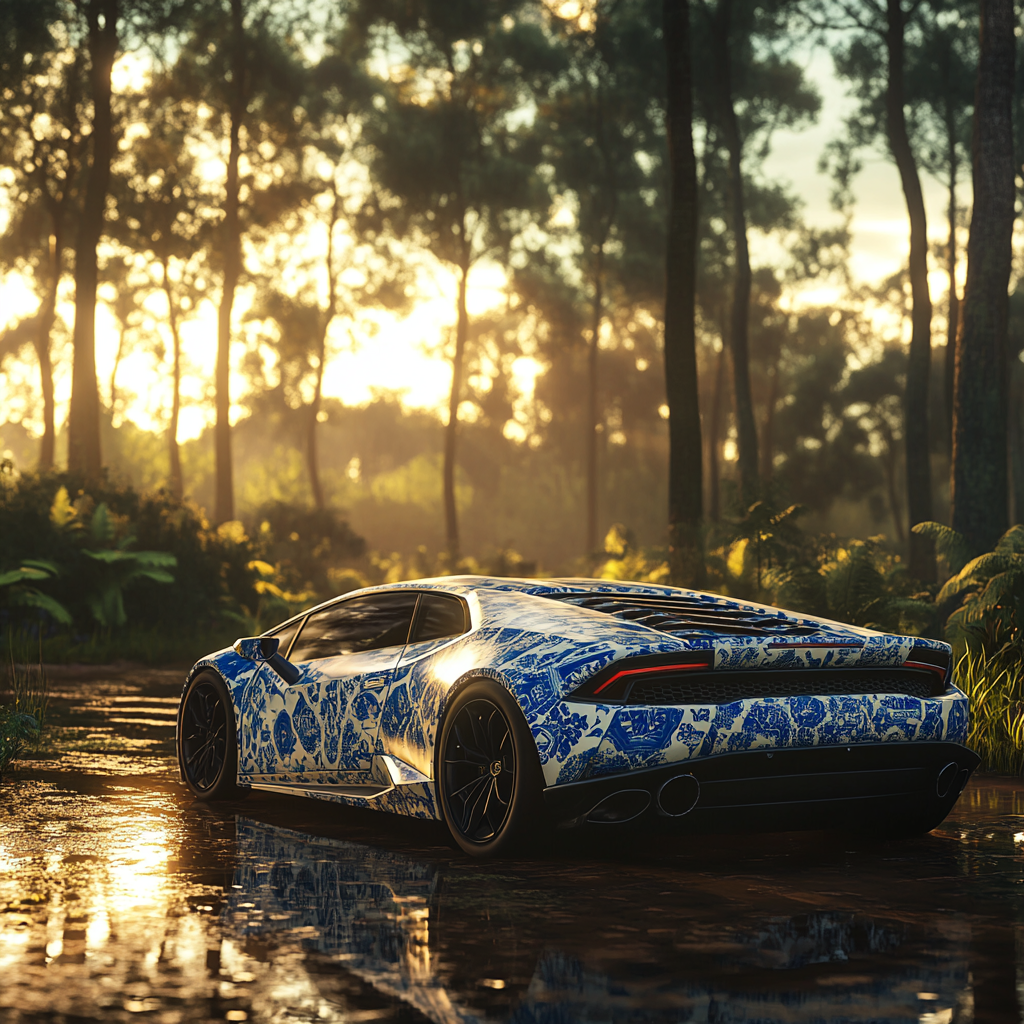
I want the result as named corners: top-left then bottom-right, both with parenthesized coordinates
top-left (307, 325), bottom-right (327, 511)
top-left (33, 330), bottom-right (56, 472)
top-left (307, 193), bottom-right (339, 513)
top-left (34, 226), bottom-right (62, 472)
top-left (215, 0), bottom-right (245, 525)
top-left (760, 359), bottom-right (779, 484)
top-left (109, 326), bottom-right (125, 415)
top-left (885, 0), bottom-right (934, 579)
top-left (944, 104), bottom-right (959, 455)
top-left (662, 0), bottom-right (704, 585)
top-left (444, 255), bottom-right (470, 560)
top-left (951, 0), bottom-right (1014, 554)
top-left (67, 0), bottom-right (117, 479)
top-left (161, 257), bottom-right (183, 499)
top-left (586, 247), bottom-right (603, 557)
top-left (1010, 361), bottom-right (1024, 525)
top-left (707, 340), bottom-right (725, 522)
top-left (882, 429), bottom-right (906, 546)
top-left (714, 0), bottom-right (758, 506)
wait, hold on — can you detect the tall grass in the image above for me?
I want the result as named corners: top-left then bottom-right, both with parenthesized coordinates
top-left (0, 632), bottom-right (50, 776)
top-left (954, 647), bottom-right (1024, 776)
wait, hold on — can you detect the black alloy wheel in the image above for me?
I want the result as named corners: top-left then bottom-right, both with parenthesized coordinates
top-left (437, 680), bottom-right (545, 857)
top-left (444, 698), bottom-right (515, 840)
top-left (178, 671), bottom-right (243, 800)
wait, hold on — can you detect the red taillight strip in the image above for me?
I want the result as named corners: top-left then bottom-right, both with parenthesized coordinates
top-left (592, 661), bottom-right (711, 695)
top-left (903, 659), bottom-right (948, 677)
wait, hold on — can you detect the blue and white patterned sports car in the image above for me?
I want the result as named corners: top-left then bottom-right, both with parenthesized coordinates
top-left (176, 576), bottom-right (977, 856)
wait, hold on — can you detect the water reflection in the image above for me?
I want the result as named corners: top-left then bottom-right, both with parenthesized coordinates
top-left (223, 818), bottom-right (974, 1023)
top-left (227, 820), bottom-right (441, 1019)
top-left (0, 747), bottom-right (1017, 1023)
top-left (0, 780), bottom-right (236, 1022)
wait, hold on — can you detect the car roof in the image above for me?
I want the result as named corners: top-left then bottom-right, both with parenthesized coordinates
top-left (403, 575), bottom-right (683, 598)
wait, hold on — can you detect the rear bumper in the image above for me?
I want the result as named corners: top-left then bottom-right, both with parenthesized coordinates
top-left (542, 741), bottom-right (980, 834)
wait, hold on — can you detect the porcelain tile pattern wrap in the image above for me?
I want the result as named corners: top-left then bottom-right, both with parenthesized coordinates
top-left (178, 575), bottom-right (973, 841)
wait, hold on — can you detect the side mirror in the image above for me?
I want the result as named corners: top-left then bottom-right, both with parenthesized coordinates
top-left (234, 636), bottom-right (279, 661)
top-left (232, 635), bottom-right (300, 685)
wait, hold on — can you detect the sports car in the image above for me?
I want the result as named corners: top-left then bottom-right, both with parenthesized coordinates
top-left (176, 576), bottom-right (977, 856)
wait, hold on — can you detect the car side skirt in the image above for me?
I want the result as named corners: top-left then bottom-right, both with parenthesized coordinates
top-left (542, 740), bottom-right (980, 834)
top-left (237, 754), bottom-right (440, 820)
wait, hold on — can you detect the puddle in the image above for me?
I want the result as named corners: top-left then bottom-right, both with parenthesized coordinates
top-left (1, 669), bottom-right (1023, 1022)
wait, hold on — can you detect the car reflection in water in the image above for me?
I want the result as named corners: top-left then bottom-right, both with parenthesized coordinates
top-left (224, 818), bottom-right (972, 1023)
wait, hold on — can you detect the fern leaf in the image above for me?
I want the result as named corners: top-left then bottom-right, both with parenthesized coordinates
top-left (912, 521), bottom-right (972, 573)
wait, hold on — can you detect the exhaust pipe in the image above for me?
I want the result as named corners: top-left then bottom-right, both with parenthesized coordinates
top-left (936, 761), bottom-right (970, 800)
top-left (656, 774), bottom-right (700, 817)
top-left (586, 789), bottom-right (651, 824)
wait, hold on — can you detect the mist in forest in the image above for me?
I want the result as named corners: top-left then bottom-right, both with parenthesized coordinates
top-left (1, 0), bottom-right (1020, 590)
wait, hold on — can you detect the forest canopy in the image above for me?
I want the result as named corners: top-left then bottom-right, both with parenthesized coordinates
top-left (0, 0), bottom-right (1021, 585)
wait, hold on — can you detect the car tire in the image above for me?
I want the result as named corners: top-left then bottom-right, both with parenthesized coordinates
top-left (178, 670), bottom-right (245, 801)
top-left (436, 679), bottom-right (545, 858)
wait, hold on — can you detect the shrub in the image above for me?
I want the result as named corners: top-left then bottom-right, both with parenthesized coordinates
top-left (922, 522), bottom-right (1024, 652)
top-left (0, 472), bottom-right (265, 635)
top-left (767, 535), bottom-right (935, 635)
top-left (597, 525), bottom-right (670, 585)
top-left (249, 501), bottom-right (366, 596)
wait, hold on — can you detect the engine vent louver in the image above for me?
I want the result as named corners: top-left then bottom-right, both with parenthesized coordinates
top-left (552, 593), bottom-right (951, 704)
top-left (547, 593), bottom-right (829, 639)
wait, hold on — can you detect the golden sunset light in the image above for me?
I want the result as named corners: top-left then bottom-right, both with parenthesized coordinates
top-left (4, 4), bottom-right (1024, 1020)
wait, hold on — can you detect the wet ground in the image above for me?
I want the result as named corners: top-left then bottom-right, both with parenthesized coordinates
top-left (2, 670), bottom-right (1024, 1023)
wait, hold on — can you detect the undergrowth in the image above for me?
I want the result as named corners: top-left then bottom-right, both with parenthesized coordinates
top-left (954, 647), bottom-right (1024, 775)
top-left (0, 635), bottom-right (50, 775)
top-left (33, 624), bottom-right (238, 667)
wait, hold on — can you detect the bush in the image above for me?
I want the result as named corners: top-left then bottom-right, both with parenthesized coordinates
top-left (248, 501), bottom-right (366, 596)
top-left (0, 469), bottom-right (368, 660)
top-left (919, 521), bottom-right (1024, 653)
top-left (0, 470), bottom-right (246, 632)
top-left (767, 535), bottom-right (935, 635)
top-left (597, 525), bottom-right (670, 585)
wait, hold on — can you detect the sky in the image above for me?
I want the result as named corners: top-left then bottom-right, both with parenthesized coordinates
top-left (0, 39), bottom-right (967, 449)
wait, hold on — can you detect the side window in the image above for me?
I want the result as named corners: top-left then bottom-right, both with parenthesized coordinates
top-left (267, 616), bottom-right (304, 659)
top-left (411, 593), bottom-right (469, 643)
top-left (289, 593), bottom-right (420, 662)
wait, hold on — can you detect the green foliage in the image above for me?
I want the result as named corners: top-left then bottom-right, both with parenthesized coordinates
top-left (34, 624), bottom-right (238, 668)
top-left (78, 499), bottom-right (178, 629)
top-left (0, 559), bottom-right (71, 624)
top-left (0, 473), bottom-right (370, 654)
top-left (768, 535), bottom-right (934, 634)
top-left (911, 520), bottom-right (972, 577)
top-left (0, 705), bottom-right (38, 776)
top-left (251, 501), bottom-right (366, 597)
top-left (0, 633), bottom-right (49, 776)
top-left (954, 647), bottom-right (1024, 776)
top-left (597, 525), bottom-right (670, 585)
top-left (352, 0), bottom-right (563, 271)
top-left (728, 501), bottom-right (805, 593)
top-left (221, 558), bottom-right (316, 637)
top-left (930, 523), bottom-right (1024, 651)
top-left (4, 654), bottom-right (48, 737)
top-left (0, 481), bottom-right (178, 630)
